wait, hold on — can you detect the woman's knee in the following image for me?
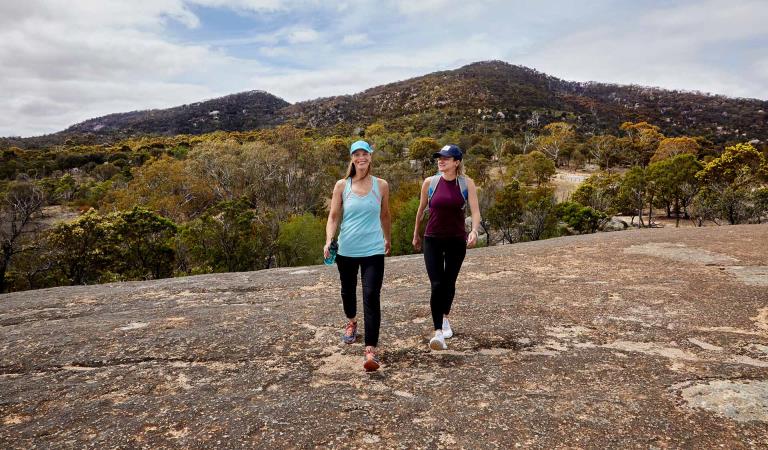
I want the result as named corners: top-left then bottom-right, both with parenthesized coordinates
top-left (339, 279), bottom-right (357, 295)
top-left (362, 286), bottom-right (381, 300)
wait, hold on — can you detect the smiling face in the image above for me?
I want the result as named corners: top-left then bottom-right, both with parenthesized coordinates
top-left (351, 149), bottom-right (371, 174)
top-left (437, 155), bottom-right (460, 174)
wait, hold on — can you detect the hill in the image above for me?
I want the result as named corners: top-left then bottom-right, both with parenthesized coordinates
top-left (284, 61), bottom-right (768, 141)
top-left (2, 225), bottom-right (767, 447)
top-left (0, 90), bottom-right (289, 148)
top-left (65, 90), bottom-right (288, 137)
top-left (3, 61), bottom-right (767, 149)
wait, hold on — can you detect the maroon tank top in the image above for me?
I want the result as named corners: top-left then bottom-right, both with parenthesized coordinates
top-left (424, 177), bottom-right (467, 239)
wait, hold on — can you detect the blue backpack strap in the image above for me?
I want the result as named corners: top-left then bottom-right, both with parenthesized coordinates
top-left (427, 174), bottom-right (441, 209)
top-left (457, 175), bottom-right (469, 210)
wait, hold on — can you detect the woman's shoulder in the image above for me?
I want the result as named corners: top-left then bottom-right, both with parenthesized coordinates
top-left (372, 177), bottom-right (389, 194)
top-left (333, 178), bottom-right (348, 192)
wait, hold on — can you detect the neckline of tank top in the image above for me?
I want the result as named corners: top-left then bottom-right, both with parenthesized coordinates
top-left (348, 176), bottom-right (377, 197)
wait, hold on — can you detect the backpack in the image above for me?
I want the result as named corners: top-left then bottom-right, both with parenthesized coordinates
top-left (426, 173), bottom-right (469, 213)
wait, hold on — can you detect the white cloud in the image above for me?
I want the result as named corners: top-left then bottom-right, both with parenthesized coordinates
top-left (390, 0), bottom-right (494, 21)
top-left (755, 58), bottom-right (768, 79)
top-left (210, 25), bottom-right (322, 48)
top-left (286, 28), bottom-right (320, 44)
top-left (188, 0), bottom-right (287, 12)
top-left (392, 0), bottom-right (458, 15)
top-left (0, 1), bottom-right (243, 136)
top-left (640, 0), bottom-right (768, 41)
top-left (0, 77), bottom-right (216, 137)
top-left (521, 1), bottom-right (768, 100)
top-left (258, 46), bottom-right (292, 57)
top-left (341, 33), bottom-right (371, 46)
top-left (0, 25), bottom-right (215, 82)
top-left (0, 1), bottom-right (201, 29)
top-left (249, 34), bottom-right (507, 101)
top-left (1, 1), bottom-right (767, 137)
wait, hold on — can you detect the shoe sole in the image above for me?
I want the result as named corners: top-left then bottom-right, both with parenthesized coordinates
top-left (429, 339), bottom-right (447, 351)
top-left (442, 330), bottom-right (453, 339)
top-left (363, 359), bottom-right (380, 372)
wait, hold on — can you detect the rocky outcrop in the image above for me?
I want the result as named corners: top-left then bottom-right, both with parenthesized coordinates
top-left (1, 225), bottom-right (767, 448)
top-left (601, 217), bottom-right (629, 232)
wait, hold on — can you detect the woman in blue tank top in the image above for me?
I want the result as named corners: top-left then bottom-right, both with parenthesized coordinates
top-left (324, 140), bottom-right (391, 372)
top-left (412, 144), bottom-right (481, 351)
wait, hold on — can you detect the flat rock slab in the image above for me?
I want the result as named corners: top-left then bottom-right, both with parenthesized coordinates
top-left (2, 225), bottom-right (768, 449)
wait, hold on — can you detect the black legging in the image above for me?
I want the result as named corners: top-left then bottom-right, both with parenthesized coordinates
top-left (423, 237), bottom-right (466, 330)
top-left (336, 254), bottom-right (385, 346)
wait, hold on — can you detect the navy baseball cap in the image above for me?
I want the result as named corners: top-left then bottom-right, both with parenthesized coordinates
top-left (350, 140), bottom-right (373, 154)
top-left (432, 144), bottom-right (463, 161)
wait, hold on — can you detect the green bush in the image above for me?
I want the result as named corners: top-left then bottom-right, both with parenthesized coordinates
top-left (277, 213), bottom-right (326, 267)
top-left (391, 197), bottom-right (419, 256)
top-left (556, 201), bottom-right (607, 234)
top-left (178, 199), bottom-right (270, 273)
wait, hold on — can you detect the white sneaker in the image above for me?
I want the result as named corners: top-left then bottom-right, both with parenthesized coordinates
top-left (442, 318), bottom-right (453, 339)
top-left (429, 332), bottom-right (448, 351)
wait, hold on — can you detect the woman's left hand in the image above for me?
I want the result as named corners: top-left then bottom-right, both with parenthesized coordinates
top-left (466, 230), bottom-right (478, 248)
top-left (384, 239), bottom-right (391, 255)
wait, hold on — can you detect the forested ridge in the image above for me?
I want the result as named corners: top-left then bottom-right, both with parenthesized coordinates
top-left (1, 61), bottom-right (767, 293)
top-left (3, 61), bottom-right (766, 148)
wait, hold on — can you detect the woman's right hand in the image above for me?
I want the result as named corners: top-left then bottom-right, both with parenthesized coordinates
top-left (323, 242), bottom-right (331, 259)
top-left (412, 235), bottom-right (421, 252)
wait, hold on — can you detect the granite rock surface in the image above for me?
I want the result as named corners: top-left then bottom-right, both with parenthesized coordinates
top-left (2, 225), bottom-right (767, 449)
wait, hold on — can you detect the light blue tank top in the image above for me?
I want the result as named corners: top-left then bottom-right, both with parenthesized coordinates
top-left (338, 176), bottom-right (385, 257)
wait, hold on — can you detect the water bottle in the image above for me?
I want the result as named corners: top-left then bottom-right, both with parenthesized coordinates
top-left (324, 239), bottom-right (338, 265)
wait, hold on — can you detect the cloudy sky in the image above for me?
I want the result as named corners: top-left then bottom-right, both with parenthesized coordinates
top-left (2, 0), bottom-right (767, 137)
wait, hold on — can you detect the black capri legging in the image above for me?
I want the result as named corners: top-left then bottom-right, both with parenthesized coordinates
top-left (336, 254), bottom-right (385, 346)
top-left (423, 236), bottom-right (466, 331)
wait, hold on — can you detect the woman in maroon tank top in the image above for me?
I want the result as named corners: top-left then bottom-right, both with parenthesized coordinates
top-left (412, 144), bottom-right (481, 351)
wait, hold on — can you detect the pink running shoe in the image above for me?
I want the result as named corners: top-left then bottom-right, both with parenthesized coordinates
top-left (363, 348), bottom-right (380, 372)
